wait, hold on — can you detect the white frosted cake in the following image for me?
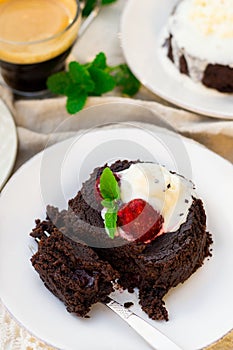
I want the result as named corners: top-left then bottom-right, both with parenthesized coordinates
top-left (165, 0), bottom-right (233, 92)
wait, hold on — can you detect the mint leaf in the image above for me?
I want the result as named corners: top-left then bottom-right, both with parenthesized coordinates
top-left (100, 167), bottom-right (120, 200)
top-left (102, 0), bottom-right (117, 3)
top-left (110, 64), bottom-right (140, 96)
top-left (91, 52), bottom-right (107, 70)
top-left (68, 62), bottom-right (95, 93)
top-left (82, 0), bottom-right (96, 17)
top-left (101, 199), bottom-right (116, 209)
top-left (88, 66), bottom-right (116, 95)
top-left (105, 209), bottom-right (117, 239)
top-left (46, 71), bottom-right (71, 95)
top-left (100, 167), bottom-right (121, 239)
top-left (66, 91), bottom-right (87, 114)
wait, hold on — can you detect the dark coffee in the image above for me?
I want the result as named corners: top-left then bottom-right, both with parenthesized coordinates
top-left (0, 47), bottom-right (72, 93)
top-left (0, 0), bottom-right (80, 95)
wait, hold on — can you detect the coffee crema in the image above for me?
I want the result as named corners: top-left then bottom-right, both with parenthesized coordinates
top-left (0, 0), bottom-right (80, 64)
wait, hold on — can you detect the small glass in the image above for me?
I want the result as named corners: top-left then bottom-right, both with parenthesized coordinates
top-left (0, 0), bottom-right (81, 96)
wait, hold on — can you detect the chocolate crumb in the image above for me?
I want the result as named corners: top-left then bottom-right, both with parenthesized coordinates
top-left (179, 213), bottom-right (184, 216)
top-left (167, 183), bottom-right (171, 189)
top-left (124, 302), bottom-right (134, 308)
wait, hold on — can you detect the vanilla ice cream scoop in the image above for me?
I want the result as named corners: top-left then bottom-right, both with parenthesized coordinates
top-left (117, 162), bottom-right (196, 232)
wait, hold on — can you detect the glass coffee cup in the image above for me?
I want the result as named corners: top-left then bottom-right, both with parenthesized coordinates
top-left (0, 0), bottom-right (81, 96)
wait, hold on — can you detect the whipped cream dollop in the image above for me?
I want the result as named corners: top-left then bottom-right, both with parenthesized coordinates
top-left (168, 0), bottom-right (233, 65)
top-left (117, 163), bottom-right (196, 232)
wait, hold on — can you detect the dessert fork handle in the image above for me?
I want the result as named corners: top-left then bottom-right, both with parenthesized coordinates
top-left (107, 300), bottom-right (182, 350)
top-left (127, 314), bottom-right (182, 350)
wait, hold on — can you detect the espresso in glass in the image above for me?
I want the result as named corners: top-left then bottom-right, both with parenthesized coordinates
top-left (0, 0), bottom-right (81, 94)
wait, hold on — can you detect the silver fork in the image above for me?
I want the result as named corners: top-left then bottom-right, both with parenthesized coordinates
top-left (106, 299), bottom-right (183, 350)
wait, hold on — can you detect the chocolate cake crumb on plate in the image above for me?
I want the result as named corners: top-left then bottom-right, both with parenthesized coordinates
top-left (124, 302), bottom-right (134, 308)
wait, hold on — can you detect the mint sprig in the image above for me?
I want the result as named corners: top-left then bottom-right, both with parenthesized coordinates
top-left (99, 167), bottom-right (120, 239)
top-left (105, 210), bottom-right (118, 239)
top-left (47, 52), bottom-right (140, 114)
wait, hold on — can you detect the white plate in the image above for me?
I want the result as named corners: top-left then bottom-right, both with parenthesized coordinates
top-left (0, 98), bottom-right (17, 191)
top-left (120, 0), bottom-right (233, 119)
top-left (0, 123), bottom-right (233, 350)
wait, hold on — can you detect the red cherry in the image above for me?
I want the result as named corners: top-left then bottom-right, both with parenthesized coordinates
top-left (117, 199), bottom-right (164, 243)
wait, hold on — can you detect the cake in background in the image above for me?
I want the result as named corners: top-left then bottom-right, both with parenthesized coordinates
top-left (164, 0), bottom-right (233, 92)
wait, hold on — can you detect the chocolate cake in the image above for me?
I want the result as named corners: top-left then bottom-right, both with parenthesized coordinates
top-left (31, 225), bottom-right (119, 317)
top-left (165, 0), bottom-right (233, 92)
top-left (68, 160), bottom-right (212, 320)
top-left (30, 160), bottom-right (212, 321)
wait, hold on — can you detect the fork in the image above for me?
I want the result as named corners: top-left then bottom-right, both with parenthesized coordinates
top-left (105, 298), bottom-right (183, 350)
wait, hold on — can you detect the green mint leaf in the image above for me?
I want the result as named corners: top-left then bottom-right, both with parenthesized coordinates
top-left (88, 66), bottom-right (116, 95)
top-left (66, 82), bottom-right (83, 96)
top-left (91, 52), bottom-right (107, 70)
top-left (102, 0), bottom-right (117, 4)
top-left (100, 167), bottom-right (120, 239)
top-left (105, 209), bottom-right (117, 239)
top-left (101, 199), bottom-right (114, 209)
top-left (68, 62), bottom-right (95, 93)
top-left (46, 71), bottom-right (71, 95)
top-left (66, 91), bottom-right (87, 114)
top-left (82, 0), bottom-right (96, 17)
top-left (100, 167), bottom-right (120, 201)
top-left (111, 64), bottom-right (140, 96)
top-left (47, 50), bottom-right (139, 115)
